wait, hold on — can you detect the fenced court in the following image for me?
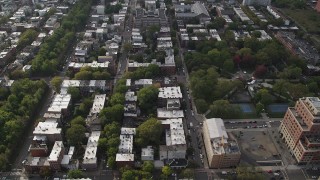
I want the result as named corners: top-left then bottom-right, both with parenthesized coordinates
top-left (268, 104), bottom-right (288, 113)
top-left (237, 103), bottom-right (255, 113)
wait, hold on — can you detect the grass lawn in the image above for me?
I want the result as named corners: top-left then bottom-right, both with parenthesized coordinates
top-left (280, 8), bottom-right (320, 34)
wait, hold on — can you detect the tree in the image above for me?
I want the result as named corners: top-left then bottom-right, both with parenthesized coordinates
top-left (74, 70), bottom-right (92, 80)
top-left (122, 170), bottom-right (135, 180)
top-left (162, 165), bottom-right (173, 177)
top-left (136, 118), bottom-right (162, 147)
top-left (107, 137), bottom-right (120, 147)
top-left (308, 82), bottom-right (319, 93)
top-left (279, 66), bottom-right (302, 79)
top-left (180, 168), bottom-right (194, 178)
top-left (107, 156), bottom-right (116, 169)
top-left (50, 76), bottom-right (62, 93)
top-left (110, 93), bottom-right (125, 106)
top-left (255, 89), bottom-right (273, 106)
top-left (254, 65), bottom-right (267, 78)
top-left (66, 124), bottom-right (86, 146)
top-left (98, 137), bottom-right (108, 152)
top-left (273, 79), bottom-right (289, 96)
top-left (39, 166), bottom-right (52, 178)
top-left (255, 102), bottom-right (265, 115)
top-left (123, 43), bottom-right (132, 52)
top-left (67, 87), bottom-right (81, 101)
top-left (223, 59), bottom-right (234, 72)
top-left (142, 161), bottom-right (154, 173)
top-left (100, 104), bottom-right (124, 123)
top-left (195, 99), bottom-right (208, 114)
top-left (287, 83), bottom-right (309, 99)
top-left (104, 121), bottom-right (120, 137)
top-left (190, 68), bottom-right (219, 103)
top-left (137, 86), bottom-right (159, 114)
top-left (209, 100), bottom-right (242, 119)
top-left (70, 116), bottom-right (86, 126)
top-left (99, 47), bottom-right (106, 56)
top-left (68, 169), bottom-right (84, 179)
top-left (251, 31), bottom-right (262, 38)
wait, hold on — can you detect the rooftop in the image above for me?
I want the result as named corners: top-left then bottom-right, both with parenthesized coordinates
top-left (116, 153), bottom-right (134, 161)
top-left (158, 86), bottom-right (182, 99)
top-left (48, 141), bottom-right (64, 162)
top-left (162, 118), bottom-right (186, 146)
top-left (157, 108), bottom-right (184, 119)
top-left (33, 120), bottom-right (61, 135)
top-left (89, 94), bottom-right (106, 115)
top-left (125, 91), bottom-right (137, 102)
top-left (83, 131), bottom-right (100, 165)
top-left (47, 94), bottom-right (71, 113)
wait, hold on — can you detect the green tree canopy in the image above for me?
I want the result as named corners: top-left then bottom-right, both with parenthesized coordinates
top-left (162, 165), bottom-right (173, 176)
top-left (110, 93), bottom-right (125, 106)
top-left (50, 76), bottom-right (62, 93)
top-left (137, 86), bottom-right (159, 114)
top-left (66, 124), bottom-right (86, 146)
top-left (142, 161), bottom-right (154, 173)
top-left (68, 169), bottom-right (84, 179)
top-left (136, 118), bottom-right (162, 147)
top-left (209, 100), bottom-right (242, 119)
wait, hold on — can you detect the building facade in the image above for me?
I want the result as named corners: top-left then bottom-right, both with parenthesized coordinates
top-left (203, 118), bottom-right (241, 168)
top-left (279, 97), bottom-right (320, 165)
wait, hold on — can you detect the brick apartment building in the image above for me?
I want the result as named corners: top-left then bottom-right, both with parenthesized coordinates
top-left (279, 97), bottom-right (320, 165)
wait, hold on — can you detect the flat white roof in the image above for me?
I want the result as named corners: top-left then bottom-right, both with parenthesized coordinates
top-left (121, 127), bottom-right (136, 135)
top-left (33, 120), bottom-right (61, 135)
top-left (125, 91), bottom-right (137, 101)
top-left (134, 79), bottom-right (153, 85)
top-left (119, 134), bottom-right (133, 153)
top-left (48, 141), bottom-right (64, 162)
top-left (47, 94), bottom-right (71, 113)
top-left (83, 131), bottom-right (100, 165)
top-left (205, 118), bottom-right (228, 139)
top-left (158, 86), bottom-right (182, 99)
top-left (141, 146), bottom-right (154, 157)
top-left (161, 118), bottom-right (186, 146)
top-left (116, 153), bottom-right (134, 161)
top-left (68, 61), bottom-right (109, 69)
top-left (157, 108), bottom-right (184, 119)
top-left (89, 94), bottom-right (106, 114)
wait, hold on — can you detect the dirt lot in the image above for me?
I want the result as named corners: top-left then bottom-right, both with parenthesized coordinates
top-left (233, 130), bottom-right (280, 165)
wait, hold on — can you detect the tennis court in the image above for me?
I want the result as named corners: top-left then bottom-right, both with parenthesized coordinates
top-left (237, 103), bottom-right (255, 113)
top-left (268, 104), bottom-right (288, 113)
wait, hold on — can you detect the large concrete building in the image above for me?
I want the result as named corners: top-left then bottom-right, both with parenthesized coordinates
top-left (279, 97), bottom-right (320, 165)
top-left (203, 118), bottom-right (241, 168)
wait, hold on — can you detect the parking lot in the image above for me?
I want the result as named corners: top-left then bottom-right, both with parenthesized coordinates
top-left (234, 130), bottom-right (280, 164)
top-left (225, 120), bottom-right (269, 129)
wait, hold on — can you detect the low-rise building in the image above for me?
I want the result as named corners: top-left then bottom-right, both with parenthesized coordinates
top-left (159, 118), bottom-right (187, 161)
top-left (86, 94), bottom-right (106, 131)
top-left (157, 108), bottom-right (184, 119)
top-left (141, 146), bottom-right (154, 161)
top-left (82, 131), bottom-right (101, 170)
top-left (47, 94), bottom-right (71, 118)
top-left (203, 118), bottom-right (241, 168)
top-left (48, 141), bottom-right (64, 171)
top-left (116, 128), bottom-right (136, 167)
top-left (124, 91), bottom-right (138, 117)
top-left (33, 120), bottom-right (62, 143)
top-left (30, 136), bottom-right (49, 157)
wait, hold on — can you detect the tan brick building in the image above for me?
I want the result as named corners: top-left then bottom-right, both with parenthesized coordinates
top-left (279, 97), bottom-right (320, 165)
top-left (203, 118), bottom-right (241, 168)
top-left (316, 0), bottom-right (320, 12)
